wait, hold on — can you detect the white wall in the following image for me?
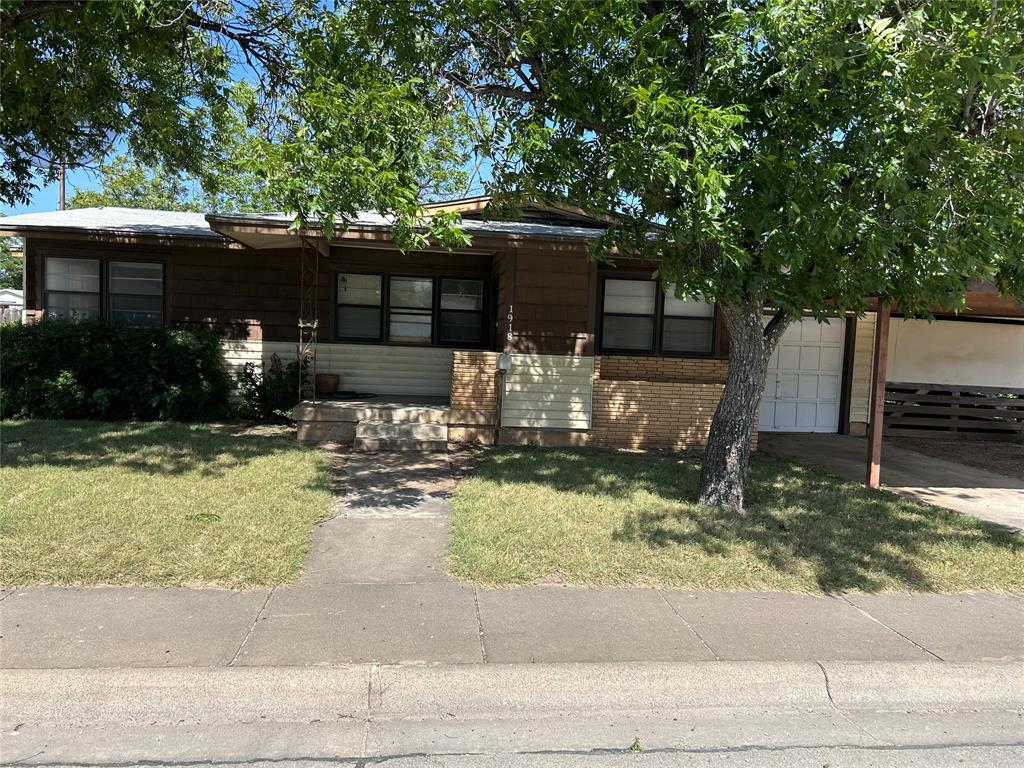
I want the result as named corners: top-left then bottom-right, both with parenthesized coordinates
top-left (886, 318), bottom-right (1024, 389)
top-left (501, 354), bottom-right (594, 429)
top-left (221, 340), bottom-right (454, 397)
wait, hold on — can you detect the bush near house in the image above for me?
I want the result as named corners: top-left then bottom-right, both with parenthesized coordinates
top-left (0, 320), bottom-right (231, 421)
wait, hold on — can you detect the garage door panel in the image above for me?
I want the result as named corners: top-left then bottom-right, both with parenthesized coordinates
top-left (777, 373), bottom-right (799, 398)
top-left (798, 374), bottom-right (819, 399)
top-left (821, 321), bottom-right (843, 344)
top-left (799, 346), bottom-right (821, 371)
top-left (818, 374), bottom-right (840, 400)
top-left (820, 346), bottom-right (841, 371)
top-left (774, 402), bottom-right (797, 427)
top-left (761, 316), bottom-right (845, 433)
top-left (779, 345), bottom-right (801, 369)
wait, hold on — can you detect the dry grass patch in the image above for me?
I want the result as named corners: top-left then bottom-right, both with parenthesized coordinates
top-left (449, 447), bottom-right (1023, 592)
top-left (1, 420), bottom-right (332, 587)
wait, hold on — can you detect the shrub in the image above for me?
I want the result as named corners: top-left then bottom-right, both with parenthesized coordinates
top-left (233, 354), bottom-right (303, 419)
top-left (0, 319), bottom-right (232, 421)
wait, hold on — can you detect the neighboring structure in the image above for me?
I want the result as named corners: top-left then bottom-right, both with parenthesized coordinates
top-left (1, 202), bottom-right (1021, 450)
top-left (0, 287), bottom-right (23, 324)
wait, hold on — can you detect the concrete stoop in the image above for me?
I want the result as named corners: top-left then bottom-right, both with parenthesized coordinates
top-left (293, 398), bottom-right (450, 452)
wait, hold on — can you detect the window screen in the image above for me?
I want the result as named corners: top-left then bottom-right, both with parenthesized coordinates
top-left (109, 261), bottom-right (163, 327)
top-left (389, 276), bottom-right (433, 343)
top-left (662, 286), bottom-right (715, 354)
top-left (439, 278), bottom-right (484, 344)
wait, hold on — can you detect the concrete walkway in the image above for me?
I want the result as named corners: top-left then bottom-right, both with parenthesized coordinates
top-left (760, 433), bottom-right (1024, 533)
top-left (2, 585), bottom-right (1021, 668)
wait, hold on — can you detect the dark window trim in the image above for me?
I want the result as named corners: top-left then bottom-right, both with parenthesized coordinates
top-left (598, 273), bottom-right (720, 358)
top-left (42, 251), bottom-right (167, 327)
top-left (333, 269), bottom-right (490, 349)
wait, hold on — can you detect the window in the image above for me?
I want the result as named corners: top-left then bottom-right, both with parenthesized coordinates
top-left (662, 285), bottom-right (715, 354)
top-left (389, 276), bottom-right (433, 343)
top-left (336, 273), bottom-right (383, 340)
top-left (44, 257), bottom-right (101, 320)
top-left (439, 278), bottom-right (484, 344)
top-left (599, 277), bottom-right (716, 355)
top-left (109, 262), bottom-right (164, 328)
top-left (335, 272), bottom-right (488, 347)
top-left (601, 279), bottom-right (657, 352)
top-left (45, 256), bottom-right (164, 327)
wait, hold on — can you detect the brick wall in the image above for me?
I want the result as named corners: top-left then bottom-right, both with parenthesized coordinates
top-left (595, 355), bottom-right (728, 383)
top-left (449, 351), bottom-right (500, 444)
top-left (590, 379), bottom-right (724, 450)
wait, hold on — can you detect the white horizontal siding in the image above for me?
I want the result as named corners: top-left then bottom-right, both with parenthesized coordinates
top-left (221, 340), bottom-right (453, 397)
top-left (501, 354), bottom-right (594, 430)
top-left (849, 314), bottom-right (876, 424)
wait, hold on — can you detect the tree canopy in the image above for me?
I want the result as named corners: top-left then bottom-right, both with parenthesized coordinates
top-left (0, 0), bottom-right (307, 206)
top-left (278, 0), bottom-right (1024, 314)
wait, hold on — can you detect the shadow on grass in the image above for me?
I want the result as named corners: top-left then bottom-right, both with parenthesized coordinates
top-left (471, 447), bottom-right (1023, 593)
top-left (0, 419), bottom-right (310, 479)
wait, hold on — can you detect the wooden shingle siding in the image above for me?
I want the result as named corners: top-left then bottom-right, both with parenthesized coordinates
top-left (501, 354), bottom-right (594, 429)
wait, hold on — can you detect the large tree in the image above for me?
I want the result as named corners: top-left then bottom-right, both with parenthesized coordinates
top-left (262, 0), bottom-right (1024, 509)
top-left (0, 0), bottom-right (308, 206)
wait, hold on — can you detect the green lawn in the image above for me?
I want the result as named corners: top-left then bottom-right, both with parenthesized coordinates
top-left (0, 420), bottom-right (333, 587)
top-left (449, 448), bottom-right (1023, 592)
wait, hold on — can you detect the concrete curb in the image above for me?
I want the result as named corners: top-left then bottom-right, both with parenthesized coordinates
top-left (3, 662), bottom-right (1022, 728)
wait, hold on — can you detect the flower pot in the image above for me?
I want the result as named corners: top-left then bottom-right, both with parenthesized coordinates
top-left (314, 373), bottom-right (339, 397)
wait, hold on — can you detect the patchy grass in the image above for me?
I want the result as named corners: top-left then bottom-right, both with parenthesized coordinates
top-left (449, 448), bottom-right (1023, 592)
top-left (0, 421), bottom-right (332, 587)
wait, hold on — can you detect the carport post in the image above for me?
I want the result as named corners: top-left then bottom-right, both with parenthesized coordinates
top-left (866, 303), bottom-right (891, 489)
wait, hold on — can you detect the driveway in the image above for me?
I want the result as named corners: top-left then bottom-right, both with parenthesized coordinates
top-left (759, 433), bottom-right (1024, 533)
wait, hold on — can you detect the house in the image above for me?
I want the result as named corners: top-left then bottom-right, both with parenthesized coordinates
top-left (1, 201), bottom-right (1021, 450)
top-left (0, 287), bottom-right (23, 324)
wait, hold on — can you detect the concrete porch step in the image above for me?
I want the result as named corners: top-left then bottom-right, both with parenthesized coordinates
top-left (355, 421), bottom-right (448, 440)
top-left (353, 437), bottom-right (448, 452)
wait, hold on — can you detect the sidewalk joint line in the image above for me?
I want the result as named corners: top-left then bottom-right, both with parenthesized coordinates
top-left (839, 595), bottom-right (944, 661)
top-left (660, 593), bottom-right (720, 661)
top-left (473, 585), bottom-right (488, 663)
top-left (816, 661), bottom-right (887, 747)
top-left (227, 586), bottom-right (275, 667)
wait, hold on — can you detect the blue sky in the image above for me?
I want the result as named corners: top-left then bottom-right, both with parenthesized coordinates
top-left (1, 165), bottom-right (101, 216)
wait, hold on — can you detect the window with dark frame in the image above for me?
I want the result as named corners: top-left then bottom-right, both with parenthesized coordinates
top-left (109, 261), bottom-right (164, 328)
top-left (389, 276), bottom-right (433, 344)
top-left (44, 256), bottom-right (164, 328)
top-left (600, 277), bottom-right (716, 355)
top-left (662, 284), bottom-right (715, 355)
top-left (336, 273), bottom-right (383, 340)
top-left (601, 278), bottom-right (657, 352)
top-left (44, 257), bottom-right (101, 320)
top-left (439, 278), bottom-right (484, 344)
top-left (335, 273), bottom-right (487, 348)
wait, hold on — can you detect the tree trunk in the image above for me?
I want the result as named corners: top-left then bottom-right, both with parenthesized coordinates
top-left (697, 300), bottom-right (792, 510)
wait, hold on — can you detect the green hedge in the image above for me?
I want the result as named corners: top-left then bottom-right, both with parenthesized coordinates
top-left (0, 320), bottom-right (232, 421)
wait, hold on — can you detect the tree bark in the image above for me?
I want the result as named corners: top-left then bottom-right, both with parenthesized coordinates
top-left (697, 299), bottom-right (792, 510)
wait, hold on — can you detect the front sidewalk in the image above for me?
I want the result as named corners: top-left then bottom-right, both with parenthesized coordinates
top-left (1, 584), bottom-right (1021, 667)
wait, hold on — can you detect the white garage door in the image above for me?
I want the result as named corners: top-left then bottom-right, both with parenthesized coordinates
top-left (760, 317), bottom-right (845, 433)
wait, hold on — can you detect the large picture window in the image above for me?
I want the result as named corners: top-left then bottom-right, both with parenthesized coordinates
top-left (45, 256), bottom-right (163, 327)
top-left (599, 277), bottom-right (716, 355)
top-left (335, 272), bottom-right (487, 348)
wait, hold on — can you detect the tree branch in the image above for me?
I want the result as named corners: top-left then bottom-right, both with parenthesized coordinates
top-left (0, 0), bottom-right (85, 36)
